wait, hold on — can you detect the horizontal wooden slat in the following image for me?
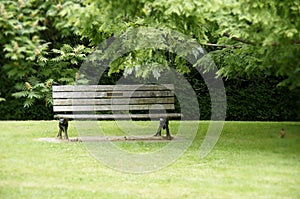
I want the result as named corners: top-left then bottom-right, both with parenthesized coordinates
top-left (53, 97), bottom-right (175, 106)
top-left (52, 90), bottom-right (173, 99)
top-left (54, 113), bottom-right (182, 119)
top-left (53, 104), bottom-right (175, 112)
top-left (53, 92), bottom-right (104, 99)
top-left (52, 84), bottom-right (174, 92)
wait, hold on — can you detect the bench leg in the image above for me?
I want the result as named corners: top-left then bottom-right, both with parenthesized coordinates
top-left (154, 118), bottom-right (164, 137)
top-left (154, 117), bottom-right (171, 139)
top-left (63, 125), bottom-right (69, 140)
top-left (57, 126), bottom-right (62, 139)
top-left (165, 119), bottom-right (171, 139)
top-left (57, 118), bottom-right (69, 140)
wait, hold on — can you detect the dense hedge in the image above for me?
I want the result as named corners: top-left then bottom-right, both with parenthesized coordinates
top-left (187, 69), bottom-right (300, 121)
top-left (224, 78), bottom-right (300, 121)
top-left (0, 98), bottom-right (53, 120)
top-left (0, 74), bottom-right (299, 121)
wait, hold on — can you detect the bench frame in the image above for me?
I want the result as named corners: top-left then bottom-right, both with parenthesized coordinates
top-left (52, 84), bottom-right (182, 139)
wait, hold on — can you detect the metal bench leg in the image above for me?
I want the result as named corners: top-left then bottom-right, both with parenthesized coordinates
top-left (63, 124), bottom-right (69, 140)
top-left (164, 118), bottom-right (171, 139)
top-left (154, 117), bottom-right (171, 139)
top-left (154, 118), bottom-right (165, 137)
top-left (57, 118), bottom-right (69, 140)
top-left (57, 126), bottom-right (62, 139)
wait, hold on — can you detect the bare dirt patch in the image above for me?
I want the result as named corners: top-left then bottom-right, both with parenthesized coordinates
top-left (36, 135), bottom-right (173, 143)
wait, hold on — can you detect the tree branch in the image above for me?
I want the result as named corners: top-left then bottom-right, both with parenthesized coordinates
top-left (292, 40), bottom-right (300, 45)
top-left (223, 33), bottom-right (254, 45)
top-left (202, 43), bottom-right (242, 49)
top-left (223, 33), bottom-right (300, 46)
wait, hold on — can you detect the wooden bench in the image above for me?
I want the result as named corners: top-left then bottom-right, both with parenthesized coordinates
top-left (52, 84), bottom-right (182, 140)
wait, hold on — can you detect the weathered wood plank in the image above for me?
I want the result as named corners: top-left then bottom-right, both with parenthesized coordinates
top-left (52, 90), bottom-right (174, 99)
top-left (53, 92), bottom-right (105, 99)
top-left (53, 97), bottom-right (175, 106)
top-left (52, 84), bottom-right (174, 92)
top-left (53, 104), bottom-right (175, 112)
top-left (54, 113), bottom-right (182, 119)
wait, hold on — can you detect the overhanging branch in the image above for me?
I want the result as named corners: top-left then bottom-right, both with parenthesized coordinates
top-left (202, 43), bottom-right (242, 49)
top-left (223, 33), bottom-right (254, 45)
top-left (223, 32), bottom-right (300, 46)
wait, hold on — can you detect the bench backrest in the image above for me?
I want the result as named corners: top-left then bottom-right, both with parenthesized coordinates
top-left (52, 84), bottom-right (176, 114)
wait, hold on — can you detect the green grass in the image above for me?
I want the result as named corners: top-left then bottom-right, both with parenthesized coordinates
top-left (0, 121), bottom-right (299, 198)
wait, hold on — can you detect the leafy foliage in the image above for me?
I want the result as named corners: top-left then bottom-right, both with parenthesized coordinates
top-left (205, 0), bottom-right (300, 89)
top-left (59, 0), bottom-right (300, 89)
top-left (0, 0), bottom-right (90, 108)
top-left (12, 78), bottom-right (53, 108)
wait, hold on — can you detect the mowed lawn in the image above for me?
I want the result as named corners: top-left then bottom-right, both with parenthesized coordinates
top-left (0, 121), bottom-right (299, 198)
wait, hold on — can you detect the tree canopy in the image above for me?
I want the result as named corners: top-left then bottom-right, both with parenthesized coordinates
top-left (62, 0), bottom-right (300, 87)
top-left (0, 0), bottom-right (299, 108)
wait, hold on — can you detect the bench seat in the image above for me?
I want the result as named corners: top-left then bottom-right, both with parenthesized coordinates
top-left (54, 113), bottom-right (182, 120)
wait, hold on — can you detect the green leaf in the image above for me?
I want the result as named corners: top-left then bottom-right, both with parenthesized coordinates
top-left (12, 91), bottom-right (29, 98)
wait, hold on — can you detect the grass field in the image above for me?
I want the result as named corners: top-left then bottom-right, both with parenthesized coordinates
top-left (0, 121), bottom-right (299, 198)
